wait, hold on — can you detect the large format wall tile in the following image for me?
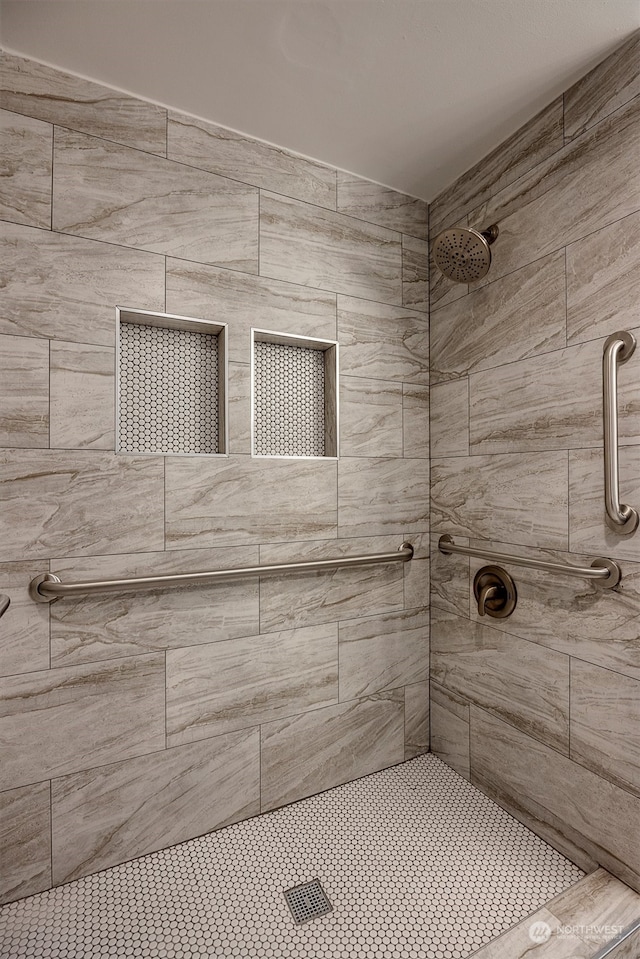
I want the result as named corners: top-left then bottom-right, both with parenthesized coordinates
top-left (430, 532), bottom-right (470, 616)
top-left (430, 682), bottom-right (470, 780)
top-left (402, 384), bottom-right (430, 459)
top-left (49, 546), bottom-right (260, 666)
top-left (402, 531), bottom-right (430, 612)
top-left (338, 457), bottom-right (429, 537)
top-left (0, 654), bottom-right (165, 790)
top-left (470, 708), bottom-right (640, 891)
top-left (401, 235), bottom-right (429, 313)
top-left (0, 333), bottom-right (49, 448)
top-left (0, 449), bottom-right (164, 560)
top-left (338, 607), bottom-right (429, 701)
top-left (336, 173), bottom-right (428, 239)
top-left (564, 32), bottom-right (640, 141)
top-left (428, 36), bottom-right (640, 907)
top-left (0, 782), bottom-right (51, 905)
top-left (168, 111), bottom-right (336, 209)
top-left (0, 222), bottom-right (165, 347)
top-left (468, 96), bottom-right (640, 285)
top-left (431, 607), bottom-right (570, 754)
top-left (166, 258), bottom-right (336, 365)
top-left (51, 729), bottom-right (260, 884)
top-left (339, 376), bottom-right (403, 457)
top-left (430, 251), bottom-right (566, 382)
top-left (49, 342), bottom-right (115, 450)
top-left (404, 681), bottom-right (429, 759)
top-left (338, 295), bottom-right (429, 385)
top-left (165, 456), bottom-right (337, 548)
top-left (429, 98), bottom-right (564, 237)
top-left (471, 328), bottom-right (640, 454)
top-left (0, 561), bottom-right (50, 678)
top-left (227, 362), bottom-right (251, 454)
top-left (465, 539), bottom-right (640, 682)
top-left (258, 535), bottom-right (405, 632)
top-left (0, 109), bottom-right (51, 229)
top-left (569, 446), bottom-right (640, 562)
top-left (430, 379), bottom-right (468, 458)
top-left (260, 691), bottom-right (405, 811)
top-left (469, 338), bottom-right (606, 454)
top-left (567, 210), bottom-right (640, 345)
top-left (570, 660), bottom-right (640, 798)
top-left (1, 52), bottom-right (167, 155)
top-left (260, 191), bottom-right (403, 304)
top-left (166, 625), bottom-right (338, 746)
top-left (53, 129), bottom-right (259, 272)
top-left (431, 451), bottom-right (568, 549)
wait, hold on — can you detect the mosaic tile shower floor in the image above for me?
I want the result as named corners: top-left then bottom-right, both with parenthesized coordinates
top-left (0, 755), bottom-right (584, 959)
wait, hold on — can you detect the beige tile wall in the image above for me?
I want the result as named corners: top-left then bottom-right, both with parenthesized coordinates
top-left (430, 33), bottom-right (640, 892)
top-left (0, 50), bottom-right (429, 903)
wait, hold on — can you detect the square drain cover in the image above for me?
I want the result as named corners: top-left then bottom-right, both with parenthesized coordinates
top-left (284, 880), bottom-right (332, 924)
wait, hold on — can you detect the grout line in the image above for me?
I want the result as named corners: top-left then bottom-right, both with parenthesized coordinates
top-left (1, 751), bottom-right (586, 950)
top-left (257, 189), bottom-right (261, 276)
top-left (568, 656), bottom-right (571, 761)
top-left (258, 723), bottom-right (262, 813)
top-left (163, 255), bottom-right (167, 312)
top-left (162, 456), bottom-right (166, 551)
top-left (163, 650), bottom-right (168, 749)
top-left (48, 779), bottom-right (53, 886)
top-left (49, 125), bottom-right (54, 232)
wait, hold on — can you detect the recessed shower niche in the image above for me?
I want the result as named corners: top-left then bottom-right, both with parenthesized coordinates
top-left (251, 329), bottom-right (338, 458)
top-left (116, 307), bottom-right (228, 455)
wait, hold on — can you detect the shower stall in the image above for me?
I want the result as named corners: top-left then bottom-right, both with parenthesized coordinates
top-left (1, 25), bottom-right (640, 959)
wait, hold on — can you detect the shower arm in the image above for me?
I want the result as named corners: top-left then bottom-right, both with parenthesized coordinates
top-left (28, 543), bottom-right (414, 604)
top-left (438, 535), bottom-right (621, 589)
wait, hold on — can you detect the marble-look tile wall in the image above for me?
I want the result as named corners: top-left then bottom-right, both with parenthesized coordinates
top-left (0, 50), bottom-right (429, 903)
top-left (430, 33), bottom-right (640, 892)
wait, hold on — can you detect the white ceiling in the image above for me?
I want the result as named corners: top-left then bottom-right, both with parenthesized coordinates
top-left (1, 0), bottom-right (639, 201)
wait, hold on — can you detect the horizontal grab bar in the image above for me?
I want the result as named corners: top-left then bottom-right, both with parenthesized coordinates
top-left (438, 535), bottom-right (621, 589)
top-left (29, 542), bottom-right (414, 604)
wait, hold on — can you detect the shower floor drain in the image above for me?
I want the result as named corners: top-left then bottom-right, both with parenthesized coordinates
top-left (284, 880), bottom-right (332, 924)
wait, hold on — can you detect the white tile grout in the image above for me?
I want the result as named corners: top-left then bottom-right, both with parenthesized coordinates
top-left (0, 754), bottom-right (583, 959)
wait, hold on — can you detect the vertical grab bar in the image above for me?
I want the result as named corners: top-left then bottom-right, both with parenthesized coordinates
top-left (603, 330), bottom-right (638, 534)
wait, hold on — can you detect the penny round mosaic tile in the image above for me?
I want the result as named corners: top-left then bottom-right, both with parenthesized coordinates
top-left (0, 755), bottom-right (584, 958)
top-left (253, 341), bottom-right (326, 457)
top-left (118, 322), bottom-right (219, 455)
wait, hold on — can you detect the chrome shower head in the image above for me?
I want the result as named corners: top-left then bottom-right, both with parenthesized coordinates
top-left (432, 224), bottom-right (499, 283)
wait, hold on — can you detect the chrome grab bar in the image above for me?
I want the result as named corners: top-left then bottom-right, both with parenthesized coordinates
top-left (438, 535), bottom-right (621, 588)
top-left (603, 331), bottom-right (638, 534)
top-left (29, 542), bottom-right (414, 604)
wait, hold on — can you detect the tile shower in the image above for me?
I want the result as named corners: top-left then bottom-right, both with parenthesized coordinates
top-left (0, 27), bottom-right (640, 959)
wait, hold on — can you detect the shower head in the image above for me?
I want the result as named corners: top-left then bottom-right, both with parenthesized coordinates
top-left (432, 224), bottom-right (499, 283)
